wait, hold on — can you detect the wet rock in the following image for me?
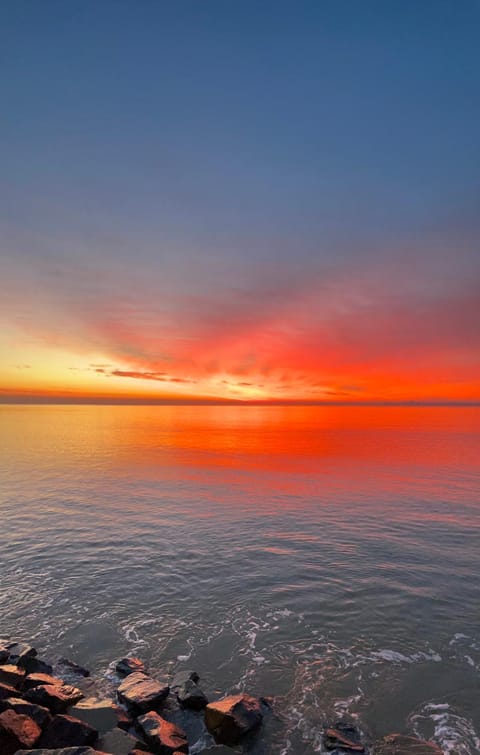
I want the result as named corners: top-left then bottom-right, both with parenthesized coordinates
top-left (0, 665), bottom-right (25, 688)
top-left (0, 696), bottom-right (51, 728)
top-left (136, 711), bottom-right (189, 754)
top-left (374, 734), bottom-right (443, 755)
top-left (170, 670), bottom-right (207, 710)
top-left (0, 647), bottom-right (10, 664)
top-left (116, 658), bottom-right (146, 677)
top-left (39, 714), bottom-right (98, 748)
top-left (171, 671), bottom-right (199, 688)
top-left (205, 694), bottom-right (263, 744)
top-left (97, 726), bottom-right (147, 754)
top-left (325, 722), bottom-right (365, 752)
top-left (5, 642), bottom-right (37, 664)
top-left (58, 658), bottom-right (90, 678)
top-left (117, 673), bottom-right (169, 714)
top-left (70, 698), bottom-right (118, 734)
top-left (21, 656), bottom-right (54, 675)
top-left (0, 682), bottom-right (17, 701)
top-left (23, 672), bottom-right (65, 690)
top-left (15, 748), bottom-right (104, 754)
top-left (0, 708), bottom-right (42, 753)
top-left (25, 683), bottom-right (84, 713)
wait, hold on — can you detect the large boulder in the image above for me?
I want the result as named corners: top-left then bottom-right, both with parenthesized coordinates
top-left (38, 714), bottom-right (97, 748)
top-left (171, 671), bottom-right (207, 711)
top-left (324, 722), bottom-right (365, 752)
top-left (0, 665), bottom-right (25, 688)
top-left (374, 734), bottom-right (443, 755)
top-left (70, 698), bottom-right (118, 734)
top-left (25, 684), bottom-right (84, 713)
top-left (0, 696), bottom-right (51, 728)
top-left (117, 673), bottom-right (169, 714)
top-left (115, 657), bottom-right (146, 676)
top-left (204, 694), bottom-right (263, 744)
top-left (97, 726), bottom-right (147, 754)
top-left (0, 708), bottom-right (42, 753)
top-left (136, 711), bottom-right (189, 754)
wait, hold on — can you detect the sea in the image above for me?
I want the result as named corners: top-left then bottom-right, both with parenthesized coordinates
top-left (1, 404), bottom-right (479, 754)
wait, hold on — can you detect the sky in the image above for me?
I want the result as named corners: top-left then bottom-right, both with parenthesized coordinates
top-left (1, 0), bottom-right (479, 403)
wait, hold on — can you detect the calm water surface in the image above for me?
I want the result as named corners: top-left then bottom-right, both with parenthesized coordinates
top-left (1, 405), bottom-right (479, 754)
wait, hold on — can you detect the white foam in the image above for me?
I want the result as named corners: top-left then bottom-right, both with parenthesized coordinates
top-left (410, 702), bottom-right (480, 755)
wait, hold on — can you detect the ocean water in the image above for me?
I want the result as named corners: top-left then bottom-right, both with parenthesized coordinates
top-left (1, 404), bottom-right (479, 754)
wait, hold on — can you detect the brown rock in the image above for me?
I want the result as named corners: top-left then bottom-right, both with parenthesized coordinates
top-left (117, 673), bottom-right (169, 714)
top-left (136, 711), bottom-right (188, 754)
top-left (325, 724), bottom-right (365, 752)
top-left (0, 664), bottom-right (26, 688)
top-left (39, 713), bottom-right (97, 747)
top-left (116, 657), bottom-right (146, 676)
top-left (25, 683), bottom-right (84, 713)
top-left (374, 734), bottom-right (443, 755)
top-left (15, 749), bottom-right (103, 754)
top-left (0, 682), bottom-right (17, 701)
top-left (0, 696), bottom-right (51, 728)
top-left (205, 693), bottom-right (263, 744)
top-left (23, 672), bottom-right (65, 690)
top-left (112, 703), bottom-right (133, 731)
top-left (0, 708), bottom-right (42, 753)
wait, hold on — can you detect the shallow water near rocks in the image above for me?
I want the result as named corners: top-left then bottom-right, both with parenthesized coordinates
top-left (1, 404), bottom-right (479, 754)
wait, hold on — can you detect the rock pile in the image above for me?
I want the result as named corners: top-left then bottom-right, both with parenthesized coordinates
top-left (0, 640), bottom-right (446, 754)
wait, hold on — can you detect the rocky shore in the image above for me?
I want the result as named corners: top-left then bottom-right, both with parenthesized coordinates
top-left (0, 640), bottom-right (444, 754)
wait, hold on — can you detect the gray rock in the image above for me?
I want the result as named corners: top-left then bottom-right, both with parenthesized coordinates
top-left (97, 726), bottom-right (146, 754)
top-left (176, 679), bottom-right (208, 711)
top-left (170, 671), bottom-right (199, 689)
top-left (136, 711), bottom-right (188, 754)
top-left (69, 698), bottom-right (118, 734)
top-left (115, 657), bottom-right (146, 676)
top-left (205, 694), bottom-right (263, 745)
top-left (117, 673), bottom-right (169, 714)
top-left (20, 657), bottom-right (54, 675)
top-left (5, 643), bottom-right (37, 664)
top-left (57, 659), bottom-right (90, 678)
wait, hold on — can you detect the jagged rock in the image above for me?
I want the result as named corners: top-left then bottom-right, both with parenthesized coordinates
top-left (38, 714), bottom-right (98, 748)
top-left (171, 671), bottom-right (199, 688)
top-left (374, 734), bottom-right (443, 755)
top-left (23, 673), bottom-right (65, 690)
top-left (117, 673), bottom-right (169, 714)
top-left (0, 665), bottom-right (25, 688)
top-left (5, 642), bottom-right (37, 664)
top-left (58, 659), bottom-right (90, 678)
top-left (136, 711), bottom-right (188, 754)
top-left (325, 722), bottom-right (365, 752)
top-left (0, 682), bottom-right (17, 701)
top-left (25, 684), bottom-right (84, 713)
top-left (116, 658), bottom-right (146, 676)
top-left (70, 698), bottom-right (118, 734)
top-left (205, 694), bottom-right (263, 744)
top-left (0, 647), bottom-right (10, 664)
top-left (0, 696), bottom-right (51, 728)
top-left (20, 657), bottom-right (54, 675)
top-left (97, 726), bottom-right (147, 754)
top-left (0, 708), bottom-right (42, 753)
top-left (171, 670), bottom-right (207, 710)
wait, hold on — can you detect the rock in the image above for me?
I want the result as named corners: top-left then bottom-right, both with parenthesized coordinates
top-left (0, 647), bottom-right (10, 664)
top-left (176, 679), bottom-right (208, 711)
top-left (136, 711), bottom-right (188, 754)
top-left (25, 684), bottom-right (84, 713)
top-left (20, 657), bottom-right (54, 675)
top-left (5, 642), bottom-right (37, 664)
top-left (23, 673), bottom-right (65, 690)
top-left (205, 694), bottom-right (263, 744)
top-left (39, 714), bottom-right (98, 748)
top-left (117, 673), bottom-right (169, 714)
top-left (112, 703), bottom-right (132, 731)
top-left (325, 722), bottom-right (365, 752)
top-left (116, 658), bottom-right (146, 677)
top-left (15, 749), bottom-right (103, 754)
top-left (374, 734), bottom-right (443, 755)
top-left (0, 682), bottom-right (17, 701)
top-left (97, 727), bottom-right (147, 754)
top-left (196, 748), bottom-right (236, 755)
top-left (0, 708), bottom-right (42, 753)
top-left (70, 698), bottom-right (118, 734)
top-left (0, 665), bottom-right (26, 688)
top-left (58, 659), bottom-right (90, 678)
top-left (171, 671), bottom-right (199, 688)
top-left (0, 696), bottom-right (51, 728)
